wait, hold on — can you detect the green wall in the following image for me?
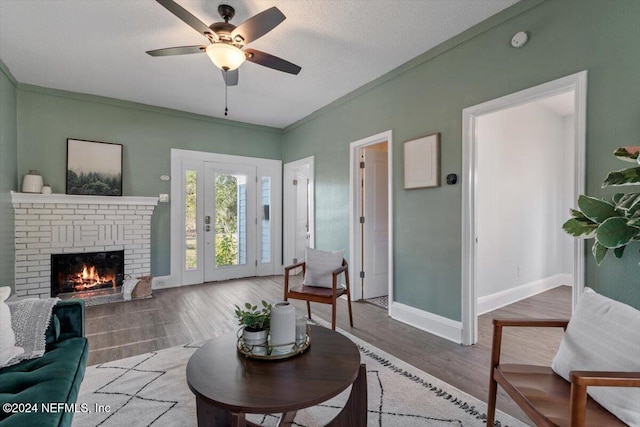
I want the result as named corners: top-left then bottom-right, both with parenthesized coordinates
top-left (282, 0), bottom-right (640, 319)
top-left (0, 62), bottom-right (17, 292)
top-left (16, 86), bottom-right (282, 276)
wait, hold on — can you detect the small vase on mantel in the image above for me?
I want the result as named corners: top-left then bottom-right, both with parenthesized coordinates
top-left (269, 302), bottom-right (296, 354)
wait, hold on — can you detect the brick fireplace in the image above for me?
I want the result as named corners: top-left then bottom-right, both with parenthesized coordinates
top-left (11, 192), bottom-right (158, 298)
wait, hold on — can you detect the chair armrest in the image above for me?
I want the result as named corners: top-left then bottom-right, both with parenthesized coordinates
top-left (284, 261), bottom-right (306, 274)
top-left (331, 264), bottom-right (348, 277)
top-left (571, 371), bottom-right (640, 388)
top-left (490, 318), bottom-right (570, 369)
top-left (53, 299), bottom-right (85, 340)
top-left (493, 318), bottom-right (569, 328)
top-left (569, 371), bottom-right (640, 426)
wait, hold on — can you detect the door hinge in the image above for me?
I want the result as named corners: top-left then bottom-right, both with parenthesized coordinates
top-left (360, 271), bottom-right (365, 279)
top-left (293, 257), bottom-right (298, 264)
top-left (293, 179), bottom-right (298, 185)
top-left (255, 260), bottom-right (258, 266)
top-left (360, 216), bottom-right (365, 224)
top-left (360, 161), bottom-right (365, 169)
top-left (255, 176), bottom-right (258, 183)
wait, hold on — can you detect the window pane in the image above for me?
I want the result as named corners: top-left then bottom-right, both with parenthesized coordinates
top-left (185, 170), bottom-right (197, 270)
top-left (261, 176), bottom-right (271, 263)
top-left (215, 173), bottom-right (247, 267)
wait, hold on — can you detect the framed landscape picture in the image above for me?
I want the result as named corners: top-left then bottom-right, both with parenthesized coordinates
top-left (66, 139), bottom-right (123, 196)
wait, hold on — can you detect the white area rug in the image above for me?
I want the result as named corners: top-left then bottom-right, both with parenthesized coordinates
top-left (74, 325), bottom-right (528, 427)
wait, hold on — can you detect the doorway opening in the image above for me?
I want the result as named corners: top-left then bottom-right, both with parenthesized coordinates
top-left (349, 130), bottom-right (393, 310)
top-left (461, 71), bottom-right (587, 345)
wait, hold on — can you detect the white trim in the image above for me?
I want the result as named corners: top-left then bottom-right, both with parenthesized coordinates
top-left (283, 156), bottom-right (315, 268)
top-left (461, 71), bottom-right (587, 345)
top-left (390, 301), bottom-right (462, 344)
top-left (477, 276), bottom-right (572, 315)
top-left (349, 130), bottom-right (393, 310)
top-left (10, 191), bottom-right (158, 206)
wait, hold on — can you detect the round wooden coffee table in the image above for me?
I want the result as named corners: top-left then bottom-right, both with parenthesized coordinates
top-left (186, 325), bottom-right (366, 427)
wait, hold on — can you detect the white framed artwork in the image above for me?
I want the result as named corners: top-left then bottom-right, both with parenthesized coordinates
top-left (403, 133), bottom-right (440, 189)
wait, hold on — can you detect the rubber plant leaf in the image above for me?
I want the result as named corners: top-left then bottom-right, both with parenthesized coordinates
top-left (577, 195), bottom-right (618, 223)
top-left (569, 209), bottom-right (590, 220)
top-left (592, 241), bottom-right (608, 265)
top-left (613, 146), bottom-right (640, 163)
top-left (595, 216), bottom-right (640, 248)
top-left (562, 217), bottom-right (597, 238)
top-left (602, 166), bottom-right (640, 187)
top-left (615, 193), bottom-right (640, 211)
top-left (614, 246), bottom-right (626, 259)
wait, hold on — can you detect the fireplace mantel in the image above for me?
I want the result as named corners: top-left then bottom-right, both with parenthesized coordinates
top-left (11, 191), bottom-right (158, 206)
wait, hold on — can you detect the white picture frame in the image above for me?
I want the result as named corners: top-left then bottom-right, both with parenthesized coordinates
top-left (403, 133), bottom-right (440, 189)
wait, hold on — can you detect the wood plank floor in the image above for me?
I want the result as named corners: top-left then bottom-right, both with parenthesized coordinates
top-left (85, 276), bottom-right (572, 424)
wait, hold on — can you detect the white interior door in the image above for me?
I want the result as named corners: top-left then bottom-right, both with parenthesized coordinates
top-left (204, 162), bottom-right (257, 281)
top-left (294, 170), bottom-right (310, 263)
top-left (362, 147), bottom-right (389, 299)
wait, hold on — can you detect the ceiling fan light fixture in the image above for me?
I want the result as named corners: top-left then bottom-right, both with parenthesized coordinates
top-left (205, 43), bottom-right (246, 71)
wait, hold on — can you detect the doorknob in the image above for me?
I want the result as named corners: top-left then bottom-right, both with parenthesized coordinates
top-left (204, 216), bottom-right (211, 224)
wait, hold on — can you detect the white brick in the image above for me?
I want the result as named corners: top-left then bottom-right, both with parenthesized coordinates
top-left (78, 204), bottom-right (89, 209)
top-left (16, 226), bottom-right (39, 232)
top-left (53, 209), bottom-right (75, 215)
top-left (40, 215), bottom-right (62, 220)
top-left (28, 265), bottom-right (49, 272)
top-left (44, 204), bottom-right (57, 209)
top-left (51, 220), bottom-right (73, 226)
top-left (28, 208), bottom-right (52, 215)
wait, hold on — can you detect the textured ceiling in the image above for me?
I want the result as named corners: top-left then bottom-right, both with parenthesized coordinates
top-left (0, 0), bottom-right (519, 128)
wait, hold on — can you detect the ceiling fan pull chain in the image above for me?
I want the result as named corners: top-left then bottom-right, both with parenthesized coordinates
top-left (224, 78), bottom-right (229, 116)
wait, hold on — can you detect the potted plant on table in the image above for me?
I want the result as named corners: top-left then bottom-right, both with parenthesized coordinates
top-left (563, 146), bottom-right (640, 264)
top-left (234, 300), bottom-right (272, 351)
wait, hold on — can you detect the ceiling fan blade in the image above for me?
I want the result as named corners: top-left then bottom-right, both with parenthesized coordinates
top-left (231, 7), bottom-right (285, 45)
top-left (244, 49), bottom-right (301, 75)
top-left (146, 45), bottom-right (205, 57)
top-left (221, 69), bottom-right (239, 86)
top-left (156, 0), bottom-right (218, 41)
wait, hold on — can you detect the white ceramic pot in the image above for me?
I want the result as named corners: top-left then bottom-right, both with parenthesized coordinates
top-left (243, 327), bottom-right (268, 355)
top-left (41, 185), bottom-right (52, 194)
top-left (22, 170), bottom-right (43, 193)
top-left (270, 302), bottom-right (296, 353)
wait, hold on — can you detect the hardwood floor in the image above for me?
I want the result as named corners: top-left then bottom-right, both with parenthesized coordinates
top-left (85, 276), bottom-right (572, 424)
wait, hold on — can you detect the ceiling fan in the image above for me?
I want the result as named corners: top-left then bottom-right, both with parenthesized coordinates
top-left (147, 0), bottom-right (301, 87)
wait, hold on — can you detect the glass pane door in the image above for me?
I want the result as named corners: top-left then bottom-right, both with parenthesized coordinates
top-left (204, 163), bottom-right (257, 281)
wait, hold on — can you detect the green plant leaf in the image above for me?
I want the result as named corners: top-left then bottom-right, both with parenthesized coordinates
top-left (615, 193), bottom-right (640, 211)
top-left (562, 218), bottom-right (597, 237)
top-left (596, 216), bottom-right (640, 248)
top-left (613, 146), bottom-right (640, 163)
top-left (603, 167), bottom-right (640, 187)
top-left (577, 195), bottom-right (618, 223)
top-left (569, 209), bottom-right (589, 220)
top-left (592, 241), bottom-right (608, 265)
top-left (614, 246), bottom-right (626, 259)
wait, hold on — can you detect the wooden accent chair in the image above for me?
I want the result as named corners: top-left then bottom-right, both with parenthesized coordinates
top-left (283, 258), bottom-right (354, 330)
top-left (487, 318), bottom-right (640, 427)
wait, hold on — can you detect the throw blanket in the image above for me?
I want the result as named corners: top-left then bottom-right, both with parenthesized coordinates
top-left (7, 297), bottom-right (59, 365)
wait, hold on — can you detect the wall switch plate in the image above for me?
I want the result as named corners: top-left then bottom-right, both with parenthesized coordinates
top-left (159, 194), bottom-right (169, 202)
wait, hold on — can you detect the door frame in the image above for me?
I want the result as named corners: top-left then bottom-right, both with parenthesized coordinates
top-left (461, 71), bottom-right (587, 345)
top-left (283, 156), bottom-right (315, 267)
top-left (170, 149), bottom-right (282, 287)
top-left (349, 130), bottom-right (394, 305)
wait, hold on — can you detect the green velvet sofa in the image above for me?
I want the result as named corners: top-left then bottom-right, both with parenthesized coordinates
top-left (0, 299), bottom-right (89, 427)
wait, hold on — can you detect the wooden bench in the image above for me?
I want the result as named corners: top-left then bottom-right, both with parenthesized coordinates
top-left (486, 318), bottom-right (640, 427)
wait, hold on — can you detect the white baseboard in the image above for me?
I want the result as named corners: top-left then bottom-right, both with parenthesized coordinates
top-left (390, 301), bottom-right (462, 344)
top-left (477, 274), bottom-right (572, 315)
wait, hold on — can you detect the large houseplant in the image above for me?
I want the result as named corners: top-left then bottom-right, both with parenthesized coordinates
top-left (563, 147), bottom-right (640, 264)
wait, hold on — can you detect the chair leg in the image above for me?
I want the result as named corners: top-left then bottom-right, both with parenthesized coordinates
top-left (306, 301), bottom-right (312, 320)
top-left (331, 302), bottom-right (337, 330)
top-left (486, 370), bottom-right (498, 427)
top-left (346, 291), bottom-right (354, 328)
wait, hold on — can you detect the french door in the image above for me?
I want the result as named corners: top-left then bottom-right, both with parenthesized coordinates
top-left (172, 150), bottom-right (281, 287)
top-left (204, 163), bottom-right (257, 281)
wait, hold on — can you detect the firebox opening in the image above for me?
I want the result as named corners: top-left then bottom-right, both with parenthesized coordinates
top-left (51, 250), bottom-right (124, 298)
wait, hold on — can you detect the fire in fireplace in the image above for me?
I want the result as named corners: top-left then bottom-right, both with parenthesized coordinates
top-left (51, 250), bottom-right (124, 298)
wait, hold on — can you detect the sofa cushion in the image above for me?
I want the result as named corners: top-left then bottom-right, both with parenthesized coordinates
top-left (0, 337), bottom-right (89, 427)
top-left (551, 288), bottom-right (640, 426)
top-left (303, 248), bottom-right (344, 288)
top-left (0, 287), bottom-right (24, 368)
